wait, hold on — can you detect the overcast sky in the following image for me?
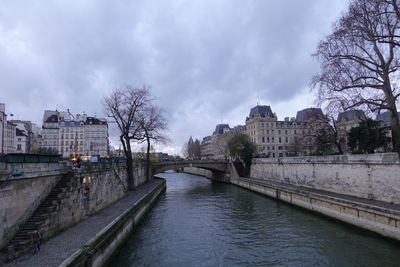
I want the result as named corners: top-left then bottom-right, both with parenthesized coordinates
top-left (0, 0), bottom-right (348, 155)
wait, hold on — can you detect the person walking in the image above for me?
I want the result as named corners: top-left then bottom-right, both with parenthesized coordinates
top-left (32, 230), bottom-right (42, 254)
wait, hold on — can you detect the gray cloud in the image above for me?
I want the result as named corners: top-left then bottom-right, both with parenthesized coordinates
top-left (0, 0), bottom-right (347, 154)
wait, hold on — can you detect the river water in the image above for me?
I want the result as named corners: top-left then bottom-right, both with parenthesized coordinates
top-left (109, 172), bottom-right (400, 267)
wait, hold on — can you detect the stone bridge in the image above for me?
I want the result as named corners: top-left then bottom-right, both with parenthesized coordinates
top-left (151, 160), bottom-right (236, 182)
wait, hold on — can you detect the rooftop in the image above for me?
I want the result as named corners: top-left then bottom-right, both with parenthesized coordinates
top-left (296, 108), bottom-right (324, 123)
top-left (376, 111), bottom-right (400, 126)
top-left (249, 105), bottom-right (274, 119)
top-left (213, 124), bottom-right (230, 135)
top-left (337, 110), bottom-right (366, 123)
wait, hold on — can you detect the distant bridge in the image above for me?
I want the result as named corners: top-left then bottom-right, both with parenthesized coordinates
top-left (151, 160), bottom-right (236, 182)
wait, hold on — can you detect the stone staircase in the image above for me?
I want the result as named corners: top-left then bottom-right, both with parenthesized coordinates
top-left (3, 171), bottom-right (73, 261)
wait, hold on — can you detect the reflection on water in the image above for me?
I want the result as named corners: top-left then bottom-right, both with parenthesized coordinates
top-left (109, 172), bottom-right (400, 267)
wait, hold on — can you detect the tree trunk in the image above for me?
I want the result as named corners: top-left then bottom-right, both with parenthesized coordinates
top-left (123, 136), bottom-right (135, 190)
top-left (335, 142), bottom-right (344, 154)
top-left (146, 135), bottom-right (151, 181)
top-left (390, 110), bottom-right (400, 152)
top-left (384, 82), bottom-right (400, 152)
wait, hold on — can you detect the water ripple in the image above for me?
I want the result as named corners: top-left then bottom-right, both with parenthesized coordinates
top-left (109, 172), bottom-right (400, 267)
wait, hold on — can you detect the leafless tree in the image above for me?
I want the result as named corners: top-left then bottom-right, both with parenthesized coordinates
top-left (312, 0), bottom-right (400, 151)
top-left (104, 85), bottom-right (150, 190)
top-left (140, 105), bottom-right (168, 180)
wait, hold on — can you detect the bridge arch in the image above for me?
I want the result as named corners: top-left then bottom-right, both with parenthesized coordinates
top-left (150, 161), bottom-right (230, 182)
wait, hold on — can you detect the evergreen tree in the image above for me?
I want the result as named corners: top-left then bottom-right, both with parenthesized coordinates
top-left (347, 119), bottom-right (388, 153)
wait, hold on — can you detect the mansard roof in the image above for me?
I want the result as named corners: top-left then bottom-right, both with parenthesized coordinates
top-left (213, 124), bottom-right (230, 135)
top-left (86, 117), bottom-right (107, 125)
top-left (296, 108), bottom-right (324, 122)
top-left (249, 105), bottom-right (274, 118)
top-left (16, 128), bottom-right (27, 136)
top-left (337, 110), bottom-right (366, 123)
top-left (59, 120), bottom-right (85, 127)
top-left (44, 114), bottom-right (58, 123)
top-left (376, 111), bottom-right (400, 126)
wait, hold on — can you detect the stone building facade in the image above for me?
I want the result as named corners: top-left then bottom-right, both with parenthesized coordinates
top-left (15, 128), bottom-right (28, 152)
top-left (41, 110), bottom-right (109, 158)
top-left (0, 103), bottom-right (6, 154)
top-left (246, 106), bottom-right (323, 158)
top-left (84, 117), bottom-right (109, 158)
top-left (336, 110), bottom-right (366, 152)
top-left (5, 121), bottom-right (16, 154)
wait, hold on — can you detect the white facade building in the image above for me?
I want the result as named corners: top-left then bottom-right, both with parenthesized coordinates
top-left (41, 110), bottom-right (109, 158)
top-left (5, 121), bottom-right (16, 154)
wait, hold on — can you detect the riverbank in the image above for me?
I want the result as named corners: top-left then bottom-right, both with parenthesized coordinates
top-left (4, 178), bottom-right (166, 267)
top-left (231, 176), bottom-right (400, 241)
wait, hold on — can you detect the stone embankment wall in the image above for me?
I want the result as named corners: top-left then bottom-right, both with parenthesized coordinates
top-left (0, 162), bottom-right (67, 249)
top-left (0, 161), bottom-right (147, 249)
top-left (39, 162), bottom-right (133, 242)
top-left (183, 167), bottom-right (213, 178)
top-left (59, 178), bottom-right (166, 267)
top-left (232, 178), bottom-right (400, 241)
top-left (251, 153), bottom-right (400, 205)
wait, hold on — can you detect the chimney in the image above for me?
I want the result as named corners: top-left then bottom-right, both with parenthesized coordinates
top-left (284, 117), bottom-right (289, 122)
top-left (290, 117), bottom-right (295, 121)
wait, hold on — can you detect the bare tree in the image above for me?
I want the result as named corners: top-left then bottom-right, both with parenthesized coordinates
top-left (312, 0), bottom-right (400, 151)
top-left (310, 114), bottom-right (344, 154)
top-left (104, 85), bottom-right (150, 190)
top-left (140, 105), bottom-right (168, 180)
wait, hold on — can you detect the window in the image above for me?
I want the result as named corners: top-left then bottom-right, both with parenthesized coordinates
top-left (262, 137), bottom-right (265, 143)
top-left (17, 144), bottom-right (21, 151)
top-left (267, 137), bottom-right (270, 143)
top-left (294, 130), bottom-right (297, 134)
top-left (285, 137), bottom-right (288, 143)
top-left (285, 130), bottom-right (287, 134)
top-left (61, 141), bottom-right (64, 145)
top-left (18, 138), bottom-right (21, 141)
top-left (278, 130), bottom-right (281, 134)
top-left (61, 134), bottom-right (64, 139)
top-left (279, 137), bottom-right (281, 143)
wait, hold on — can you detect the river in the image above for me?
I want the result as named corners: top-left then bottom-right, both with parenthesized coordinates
top-left (109, 172), bottom-right (400, 267)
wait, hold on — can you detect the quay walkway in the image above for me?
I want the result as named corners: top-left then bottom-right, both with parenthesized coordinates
top-left (4, 179), bottom-right (164, 267)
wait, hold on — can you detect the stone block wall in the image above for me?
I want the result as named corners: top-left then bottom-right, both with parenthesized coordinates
top-left (41, 164), bottom-right (132, 241)
top-left (183, 167), bottom-right (213, 178)
top-left (251, 154), bottom-right (400, 204)
top-left (0, 174), bottom-right (61, 249)
top-left (0, 161), bottom-right (147, 249)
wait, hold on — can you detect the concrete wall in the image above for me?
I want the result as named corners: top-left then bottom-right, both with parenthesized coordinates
top-left (232, 178), bottom-right (400, 241)
top-left (251, 153), bottom-right (400, 204)
top-left (59, 179), bottom-right (166, 267)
